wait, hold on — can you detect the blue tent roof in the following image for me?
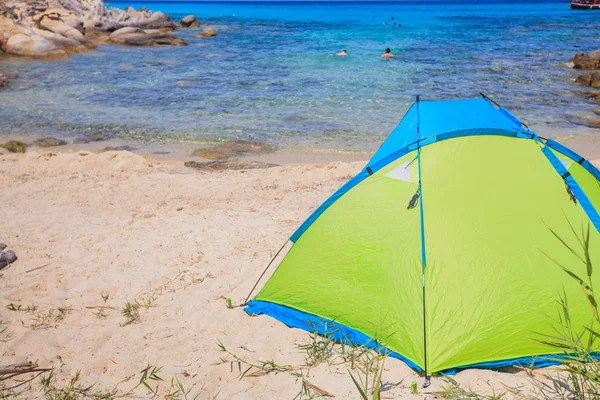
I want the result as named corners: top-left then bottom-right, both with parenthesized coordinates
top-left (290, 97), bottom-right (528, 243)
top-left (370, 98), bottom-right (524, 165)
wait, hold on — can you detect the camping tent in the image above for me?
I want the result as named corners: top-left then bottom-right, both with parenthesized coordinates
top-left (245, 96), bottom-right (600, 375)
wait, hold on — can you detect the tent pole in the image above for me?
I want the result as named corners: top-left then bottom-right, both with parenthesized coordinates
top-left (416, 95), bottom-right (431, 386)
top-left (241, 241), bottom-right (289, 306)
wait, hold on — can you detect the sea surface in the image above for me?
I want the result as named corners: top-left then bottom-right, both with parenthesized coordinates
top-left (2, 0), bottom-right (600, 154)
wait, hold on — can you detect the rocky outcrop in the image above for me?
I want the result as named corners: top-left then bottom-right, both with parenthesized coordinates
top-left (180, 14), bottom-right (199, 28)
top-left (575, 71), bottom-right (600, 88)
top-left (109, 27), bottom-right (185, 46)
top-left (568, 50), bottom-right (600, 70)
top-left (196, 27), bottom-right (216, 38)
top-left (0, 0), bottom-right (185, 59)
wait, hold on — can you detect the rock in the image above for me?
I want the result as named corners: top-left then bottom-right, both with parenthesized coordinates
top-left (588, 120), bottom-right (600, 129)
top-left (180, 15), bottom-right (200, 28)
top-left (0, 243), bottom-right (6, 251)
top-left (0, 250), bottom-right (17, 269)
top-left (102, 145), bottom-right (137, 152)
top-left (569, 50), bottom-right (600, 70)
top-left (33, 137), bottom-right (67, 147)
top-left (192, 140), bottom-right (276, 160)
top-left (593, 108), bottom-right (600, 115)
top-left (33, 27), bottom-right (89, 53)
top-left (184, 160), bottom-right (279, 171)
top-left (73, 135), bottom-right (107, 144)
top-left (196, 28), bottom-right (217, 38)
top-left (575, 72), bottom-right (600, 87)
top-left (37, 14), bottom-right (86, 43)
top-left (0, 140), bottom-right (27, 153)
top-left (0, 72), bottom-right (13, 88)
top-left (132, 11), bottom-right (176, 31)
top-left (6, 33), bottom-right (67, 59)
top-left (109, 27), bottom-right (186, 46)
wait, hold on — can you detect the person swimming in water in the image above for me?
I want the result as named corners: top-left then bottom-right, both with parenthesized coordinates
top-left (381, 48), bottom-right (394, 59)
top-left (337, 49), bottom-right (348, 57)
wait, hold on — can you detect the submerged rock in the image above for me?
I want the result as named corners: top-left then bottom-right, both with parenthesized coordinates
top-left (575, 71), bottom-right (600, 87)
top-left (184, 160), bottom-right (278, 171)
top-left (73, 135), bottom-right (107, 144)
top-left (0, 140), bottom-right (27, 153)
top-left (180, 15), bottom-right (200, 28)
top-left (196, 28), bottom-right (217, 38)
top-left (102, 145), bottom-right (137, 152)
top-left (33, 137), bottom-right (67, 147)
top-left (0, 72), bottom-right (14, 88)
top-left (568, 50), bottom-right (600, 70)
top-left (192, 140), bottom-right (276, 160)
top-left (588, 120), bottom-right (600, 129)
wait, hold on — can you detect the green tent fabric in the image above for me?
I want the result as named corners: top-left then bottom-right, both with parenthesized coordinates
top-left (245, 97), bottom-right (600, 374)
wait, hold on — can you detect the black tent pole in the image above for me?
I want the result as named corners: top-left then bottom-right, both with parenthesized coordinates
top-left (242, 241), bottom-right (289, 306)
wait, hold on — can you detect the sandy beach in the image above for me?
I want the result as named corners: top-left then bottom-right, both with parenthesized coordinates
top-left (0, 150), bottom-right (557, 399)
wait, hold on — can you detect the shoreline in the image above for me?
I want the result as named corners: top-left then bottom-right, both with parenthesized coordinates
top-left (3, 129), bottom-right (600, 166)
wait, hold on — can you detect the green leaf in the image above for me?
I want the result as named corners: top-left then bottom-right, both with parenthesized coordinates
top-left (348, 369), bottom-right (368, 400)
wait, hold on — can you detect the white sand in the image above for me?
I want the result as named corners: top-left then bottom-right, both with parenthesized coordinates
top-left (0, 151), bottom-right (549, 398)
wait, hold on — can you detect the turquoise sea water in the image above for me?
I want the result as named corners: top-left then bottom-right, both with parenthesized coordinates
top-left (1, 1), bottom-right (600, 153)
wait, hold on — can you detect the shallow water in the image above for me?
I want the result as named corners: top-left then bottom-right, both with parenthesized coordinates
top-left (1, 0), bottom-right (600, 154)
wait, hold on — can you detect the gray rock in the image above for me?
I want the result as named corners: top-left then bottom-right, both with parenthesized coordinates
top-left (180, 15), bottom-right (200, 28)
top-left (5, 32), bottom-right (67, 60)
top-left (109, 27), bottom-right (186, 46)
top-left (2, 250), bottom-right (16, 262)
top-left (0, 250), bottom-right (17, 269)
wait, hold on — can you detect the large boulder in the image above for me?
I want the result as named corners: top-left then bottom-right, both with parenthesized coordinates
top-left (34, 9), bottom-right (85, 34)
top-left (196, 27), bottom-right (217, 38)
top-left (109, 27), bottom-right (185, 46)
top-left (180, 15), bottom-right (200, 28)
top-left (118, 9), bottom-right (176, 31)
top-left (6, 32), bottom-right (67, 59)
top-left (33, 27), bottom-right (89, 52)
top-left (569, 50), bottom-right (600, 70)
top-left (36, 14), bottom-right (86, 42)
